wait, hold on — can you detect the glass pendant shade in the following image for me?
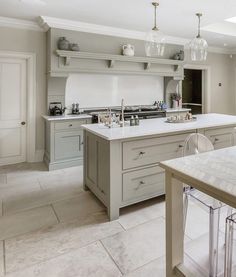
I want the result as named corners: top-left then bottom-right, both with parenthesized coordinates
top-left (189, 37), bottom-right (208, 61)
top-left (189, 13), bottom-right (208, 61)
top-left (145, 29), bottom-right (165, 57)
top-left (145, 2), bottom-right (165, 57)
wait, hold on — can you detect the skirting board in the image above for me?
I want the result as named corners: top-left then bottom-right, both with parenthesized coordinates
top-left (44, 156), bottom-right (83, 171)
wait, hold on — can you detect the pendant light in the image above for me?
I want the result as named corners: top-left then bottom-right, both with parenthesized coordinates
top-left (189, 13), bottom-right (208, 61)
top-left (145, 2), bottom-right (165, 57)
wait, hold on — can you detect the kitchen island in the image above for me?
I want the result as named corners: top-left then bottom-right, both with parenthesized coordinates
top-left (160, 146), bottom-right (236, 276)
top-left (82, 113), bottom-right (236, 220)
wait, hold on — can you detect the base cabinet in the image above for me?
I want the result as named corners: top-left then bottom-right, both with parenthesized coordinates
top-left (44, 118), bottom-right (91, 170)
top-left (84, 124), bottom-right (236, 220)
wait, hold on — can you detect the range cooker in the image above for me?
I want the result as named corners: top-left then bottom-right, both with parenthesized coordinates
top-left (85, 105), bottom-right (166, 123)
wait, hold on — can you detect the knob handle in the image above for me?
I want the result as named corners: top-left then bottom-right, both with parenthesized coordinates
top-left (21, 121), bottom-right (26, 125)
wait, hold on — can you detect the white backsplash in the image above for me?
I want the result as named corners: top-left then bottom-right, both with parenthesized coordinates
top-left (65, 73), bottom-right (164, 109)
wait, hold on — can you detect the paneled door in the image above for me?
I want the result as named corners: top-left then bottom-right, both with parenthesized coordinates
top-left (0, 58), bottom-right (27, 165)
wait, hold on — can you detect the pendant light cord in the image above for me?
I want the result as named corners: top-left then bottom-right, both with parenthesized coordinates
top-left (152, 2), bottom-right (159, 31)
top-left (196, 13), bottom-right (202, 38)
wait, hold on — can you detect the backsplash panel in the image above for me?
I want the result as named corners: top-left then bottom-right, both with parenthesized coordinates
top-left (65, 73), bottom-right (164, 109)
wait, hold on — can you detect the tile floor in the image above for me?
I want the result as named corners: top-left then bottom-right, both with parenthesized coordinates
top-left (0, 162), bottom-right (232, 276)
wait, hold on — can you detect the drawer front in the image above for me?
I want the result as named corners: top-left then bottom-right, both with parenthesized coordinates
top-left (204, 127), bottom-right (236, 150)
top-left (54, 130), bottom-right (83, 161)
top-left (55, 119), bottom-right (87, 130)
top-left (122, 133), bottom-right (190, 170)
top-left (122, 166), bottom-right (165, 203)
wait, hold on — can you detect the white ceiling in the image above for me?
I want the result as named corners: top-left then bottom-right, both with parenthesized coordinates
top-left (1, 0), bottom-right (236, 48)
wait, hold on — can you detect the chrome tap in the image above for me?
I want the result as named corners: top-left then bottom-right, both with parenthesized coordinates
top-left (120, 98), bottom-right (125, 127)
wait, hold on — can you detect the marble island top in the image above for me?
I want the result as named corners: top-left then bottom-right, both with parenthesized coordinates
top-left (82, 113), bottom-right (236, 141)
top-left (160, 146), bottom-right (236, 207)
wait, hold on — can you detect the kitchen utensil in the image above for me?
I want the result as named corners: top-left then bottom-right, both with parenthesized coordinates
top-left (49, 102), bottom-right (66, 116)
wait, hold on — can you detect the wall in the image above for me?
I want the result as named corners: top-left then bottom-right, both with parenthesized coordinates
top-left (0, 25), bottom-right (234, 163)
top-left (185, 50), bottom-right (235, 115)
top-left (65, 73), bottom-right (164, 109)
top-left (0, 26), bottom-right (46, 156)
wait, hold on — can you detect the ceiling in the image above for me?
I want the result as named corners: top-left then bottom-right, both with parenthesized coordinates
top-left (1, 0), bottom-right (236, 49)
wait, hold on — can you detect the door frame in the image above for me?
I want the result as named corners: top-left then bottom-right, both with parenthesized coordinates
top-left (0, 51), bottom-right (36, 163)
top-left (183, 64), bottom-right (211, 113)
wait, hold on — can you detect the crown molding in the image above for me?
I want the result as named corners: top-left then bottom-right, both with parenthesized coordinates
top-left (39, 16), bottom-right (235, 54)
top-left (0, 16), bottom-right (43, 31)
top-left (38, 16), bottom-right (189, 46)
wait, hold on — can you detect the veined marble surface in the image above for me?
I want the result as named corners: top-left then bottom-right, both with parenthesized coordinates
top-left (42, 114), bottom-right (92, 121)
top-left (82, 113), bottom-right (236, 141)
top-left (160, 146), bottom-right (236, 208)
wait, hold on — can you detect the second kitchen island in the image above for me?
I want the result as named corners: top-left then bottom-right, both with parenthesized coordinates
top-left (82, 113), bottom-right (236, 220)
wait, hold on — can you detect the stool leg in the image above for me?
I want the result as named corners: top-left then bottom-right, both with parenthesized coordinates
top-left (183, 193), bottom-right (189, 231)
top-left (224, 216), bottom-right (234, 277)
top-left (209, 207), bottom-right (220, 277)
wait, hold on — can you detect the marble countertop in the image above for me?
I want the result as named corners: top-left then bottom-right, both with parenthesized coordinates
top-left (160, 146), bottom-right (236, 208)
top-left (42, 114), bottom-right (92, 121)
top-left (82, 113), bottom-right (236, 141)
top-left (165, 108), bottom-right (191, 113)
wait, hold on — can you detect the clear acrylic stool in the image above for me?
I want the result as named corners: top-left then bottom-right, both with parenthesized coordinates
top-left (224, 213), bottom-right (236, 277)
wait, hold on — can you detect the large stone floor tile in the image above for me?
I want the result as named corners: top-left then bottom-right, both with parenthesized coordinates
top-left (0, 205), bottom-right (58, 240)
top-left (3, 186), bottom-right (83, 215)
top-left (6, 174), bottom-right (40, 187)
top-left (0, 183), bottom-right (41, 201)
top-left (52, 191), bottom-right (105, 222)
top-left (38, 168), bottom-right (83, 190)
top-left (125, 255), bottom-right (165, 277)
top-left (0, 174), bottom-right (7, 185)
top-left (6, 242), bottom-right (122, 277)
top-left (119, 196), bottom-right (165, 230)
top-left (5, 212), bottom-right (123, 273)
top-left (101, 217), bottom-right (165, 274)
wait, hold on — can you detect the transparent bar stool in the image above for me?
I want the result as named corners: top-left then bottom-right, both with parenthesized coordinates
top-left (183, 133), bottom-right (225, 277)
top-left (224, 213), bottom-right (236, 277)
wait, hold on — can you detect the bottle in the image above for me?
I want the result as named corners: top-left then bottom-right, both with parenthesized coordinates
top-left (72, 103), bottom-right (76, 114)
top-left (130, 115), bottom-right (135, 126)
top-left (135, 115), bottom-right (140, 126)
top-left (75, 103), bottom-right (79, 114)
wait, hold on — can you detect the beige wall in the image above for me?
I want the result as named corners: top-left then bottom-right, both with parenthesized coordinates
top-left (0, 25), bottom-right (235, 160)
top-left (185, 50), bottom-right (235, 115)
top-left (0, 26), bottom-right (47, 153)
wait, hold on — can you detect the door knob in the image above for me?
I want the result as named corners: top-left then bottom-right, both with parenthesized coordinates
top-left (21, 121), bottom-right (26, 125)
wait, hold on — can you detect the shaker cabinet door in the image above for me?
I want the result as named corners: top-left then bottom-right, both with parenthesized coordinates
top-left (54, 130), bottom-right (83, 161)
top-left (204, 127), bottom-right (236, 150)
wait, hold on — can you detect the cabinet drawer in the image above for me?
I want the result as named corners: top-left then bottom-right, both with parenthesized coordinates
top-left (204, 127), bottom-right (236, 150)
top-left (122, 133), bottom-right (191, 170)
top-left (122, 166), bottom-right (165, 203)
top-left (55, 120), bottom-right (87, 130)
top-left (54, 130), bottom-right (83, 161)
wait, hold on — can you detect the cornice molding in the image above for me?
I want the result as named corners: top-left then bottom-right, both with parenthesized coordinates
top-left (0, 16), bottom-right (43, 31)
top-left (38, 16), bottom-right (189, 45)
top-left (38, 16), bottom-right (234, 54)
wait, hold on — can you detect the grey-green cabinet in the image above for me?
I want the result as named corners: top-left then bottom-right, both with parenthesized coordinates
top-left (44, 118), bottom-right (91, 170)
